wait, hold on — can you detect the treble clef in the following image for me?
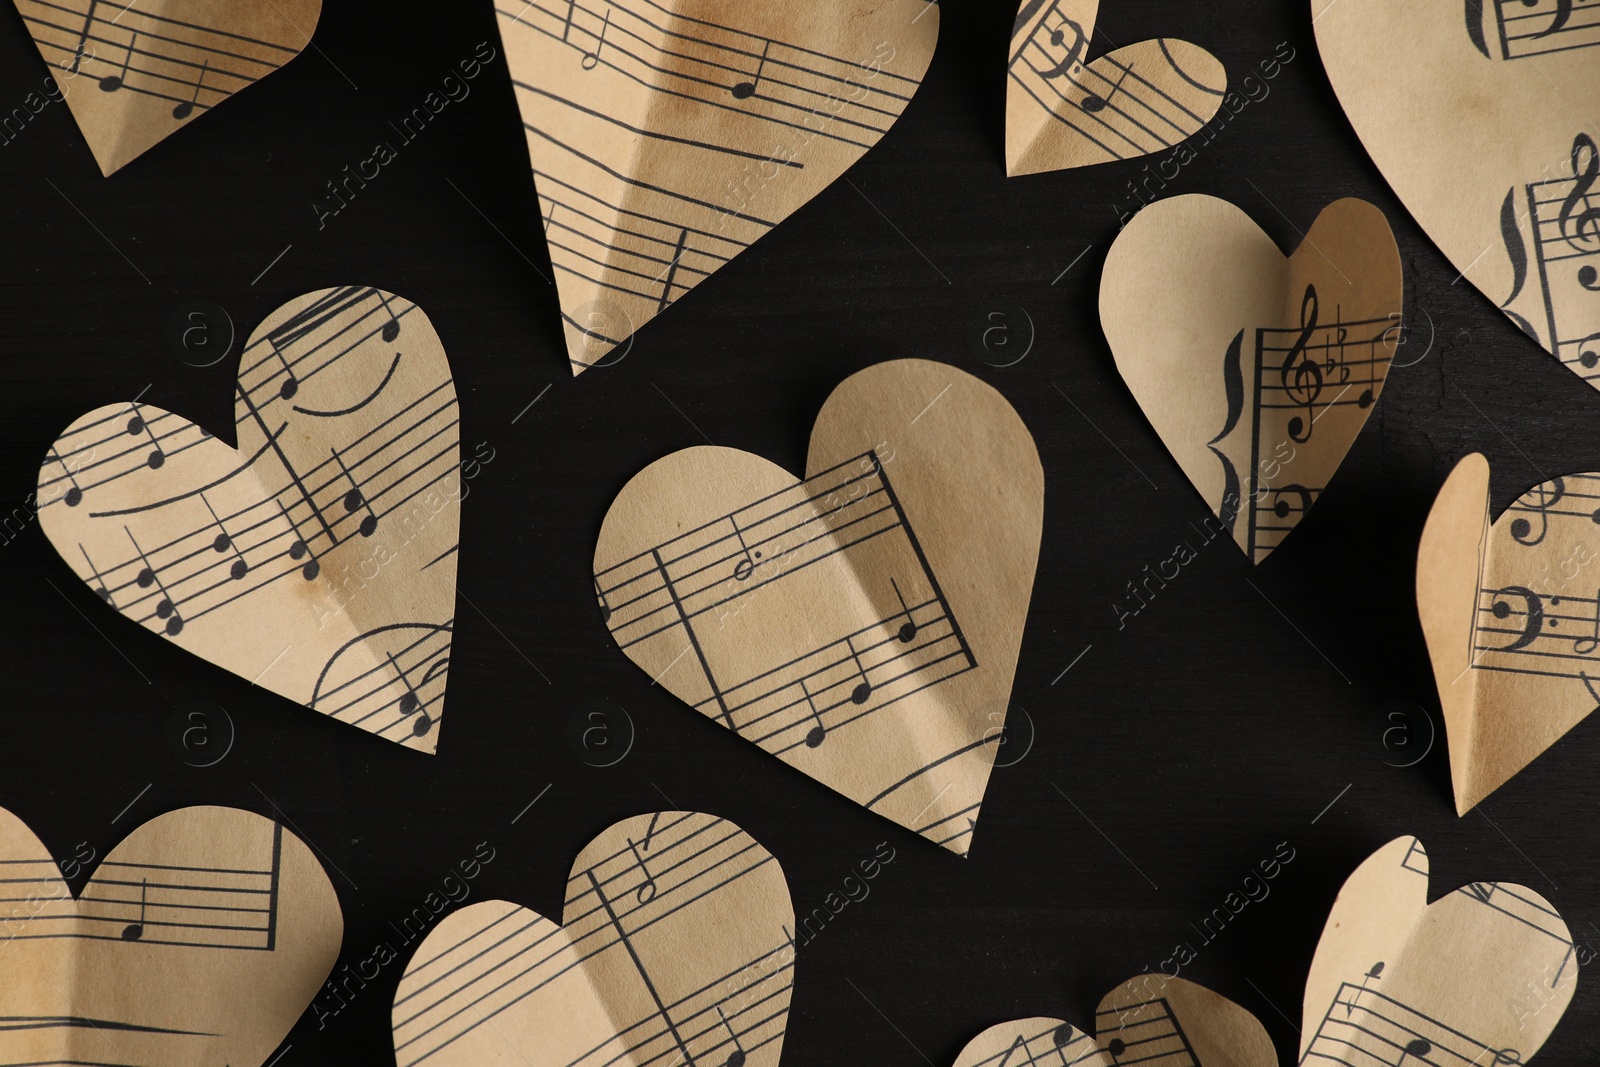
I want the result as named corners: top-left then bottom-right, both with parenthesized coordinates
top-left (1557, 133), bottom-right (1600, 254)
top-left (1281, 284), bottom-right (1324, 444)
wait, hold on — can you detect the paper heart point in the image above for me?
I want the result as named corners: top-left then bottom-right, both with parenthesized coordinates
top-left (394, 811), bottom-right (793, 1067)
top-left (37, 286), bottom-right (460, 752)
top-left (1301, 837), bottom-right (1575, 1064)
top-left (1102, 195), bottom-right (1402, 562)
top-left (1418, 452), bottom-right (1600, 812)
top-left (12, 0), bottom-right (321, 175)
top-left (0, 804), bottom-right (341, 1067)
top-left (1008, 0), bottom-right (1226, 176)
top-left (495, 0), bottom-right (939, 372)
top-left (953, 975), bottom-right (1274, 1067)
top-left (595, 360), bottom-right (1043, 854)
top-left (1315, 0), bottom-right (1600, 386)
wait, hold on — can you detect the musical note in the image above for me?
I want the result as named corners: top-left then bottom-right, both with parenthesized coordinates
top-left (844, 636), bottom-right (872, 705)
top-left (199, 492), bottom-right (249, 580)
top-left (126, 403), bottom-right (166, 469)
top-left (1396, 1038), bottom-right (1433, 1067)
top-left (98, 30), bottom-right (136, 92)
top-left (626, 834), bottom-right (659, 905)
top-left (331, 445), bottom-right (379, 538)
top-left (172, 59), bottom-right (208, 120)
top-left (715, 1005), bottom-right (748, 1067)
top-left (799, 677), bottom-right (827, 748)
top-left (386, 652), bottom-right (435, 737)
top-left (581, 7), bottom-right (611, 70)
top-left (596, 577), bottom-right (613, 621)
top-left (377, 291), bottom-right (404, 342)
top-left (120, 879), bottom-right (148, 941)
top-left (277, 499), bottom-right (321, 581)
top-left (126, 527), bottom-right (183, 636)
top-left (1281, 285), bottom-right (1326, 444)
top-left (78, 545), bottom-right (114, 605)
top-left (731, 39), bottom-right (771, 99)
top-left (1079, 61), bottom-right (1131, 114)
top-left (889, 576), bottom-right (918, 642)
top-left (63, 0), bottom-right (100, 75)
top-left (731, 516), bottom-right (761, 580)
top-left (1350, 961), bottom-right (1384, 1014)
top-left (52, 447), bottom-right (85, 508)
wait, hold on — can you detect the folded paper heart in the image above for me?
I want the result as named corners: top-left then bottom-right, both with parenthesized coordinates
top-left (594, 360), bottom-right (1043, 855)
top-left (1101, 195), bottom-right (1402, 562)
top-left (1417, 452), bottom-right (1600, 812)
top-left (0, 803), bottom-right (341, 1067)
top-left (37, 286), bottom-right (460, 752)
top-left (495, 0), bottom-right (939, 372)
top-left (953, 975), bottom-right (1274, 1067)
top-left (1007, 0), bottom-right (1225, 176)
top-left (1300, 836), bottom-right (1576, 1064)
top-left (1315, 0), bottom-right (1600, 387)
top-left (392, 811), bottom-right (793, 1067)
top-left (11, 0), bottom-right (320, 175)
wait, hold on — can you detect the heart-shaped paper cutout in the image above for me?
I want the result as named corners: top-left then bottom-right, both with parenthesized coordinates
top-left (37, 286), bottom-right (460, 752)
top-left (0, 803), bottom-right (342, 1066)
top-left (1102, 195), bottom-right (1403, 562)
top-left (953, 975), bottom-right (1274, 1067)
top-left (1301, 837), bottom-right (1576, 1065)
top-left (393, 811), bottom-right (793, 1067)
top-left (1007, 0), bottom-right (1225, 176)
top-left (12, 0), bottom-right (320, 175)
top-left (594, 360), bottom-right (1043, 855)
top-left (495, 0), bottom-right (939, 372)
top-left (1417, 452), bottom-right (1600, 812)
top-left (1315, 0), bottom-right (1600, 384)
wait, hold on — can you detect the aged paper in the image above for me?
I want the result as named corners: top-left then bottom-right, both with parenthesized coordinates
top-left (1300, 837), bottom-right (1576, 1065)
top-left (494, 0), bottom-right (939, 372)
top-left (593, 360), bottom-right (1043, 855)
top-left (1007, 0), bottom-right (1225, 176)
top-left (1417, 452), bottom-right (1600, 812)
top-left (37, 286), bottom-right (459, 752)
top-left (393, 811), bottom-right (793, 1067)
top-left (1101, 195), bottom-right (1402, 563)
top-left (0, 804), bottom-right (342, 1066)
top-left (953, 975), bottom-right (1275, 1067)
top-left (1315, 0), bottom-right (1600, 386)
top-left (12, 0), bottom-right (320, 175)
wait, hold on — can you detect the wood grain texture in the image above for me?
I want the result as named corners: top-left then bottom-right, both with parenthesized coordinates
top-left (0, 1), bottom-right (1595, 1065)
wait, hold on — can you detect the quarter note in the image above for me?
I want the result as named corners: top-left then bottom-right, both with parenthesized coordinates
top-left (200, 492), bottom-right (248, 580)
top-left (99, 30), bottom-right (136, 92)
top-left (52, 447), bottom-right (85, 507)
top-left (595, 578), bottom-right (613, 622)
top-left (378, 291), bottom-right (403, 342)
top-left (331, 446), bottom-right (379, 537)
top-left (845, 636), bottom-right (872, 704)
top-left (1079, 61), bottom-right (1131, 114)
top-left (1349, 961), bottom-right (1384, 1014)
top-left (266, 336), bottom-right (299, 400)
top-left (172, 60), bottom-right (208, 119)
top-left (714, 1005), bottom-right (747, 1067)
top-left (387, 652), bottom-right (434, 736)
top-left (799, 678), bottom-right (827, 748)
top-left (276, 500), bottom-right (320, 580)
top-left (731, 39), bottom-right (771, 99)
top-left (121, 878), bottom-right (148, 941)
top-left (127, 527), bottom-right (183, 636)
top-left (889, 577), bottom-right (917, 642)
top-left (581, 8), bottom-right (611, 70)
top-left (126, 403), bottom-right (166, 469)
top-left (79, 544), bottom-right (114, 605)
top-left (1396, 1038), bottom-right (1433, 1067)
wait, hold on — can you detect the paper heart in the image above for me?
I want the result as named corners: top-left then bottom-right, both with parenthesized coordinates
top-left (1007, 0), bottom-right (1225, 176)
top-left (494, 0), bottom-right (939, 372)
top-left (1101, 195), bottom-right (1402, 562)
top-left (1300, 837), bottom-right (1576, 1065)
top-left (11, 0), bottom-right (320, 175)
top-left (952, 975), bottom-right (1274, 1067)
top-left (1417, 452), bottom-right (1600, 812)
top-left (594, 360), bottom-right (1043, 855)
top-left (0, 803), bottom-right (341, 1066)
top-left (393, 811), bottom-right (793, 1067)
top-left (1315, 0), bottom-right (1600, 385)
top-left (37, 286), bottom-right (460, 752)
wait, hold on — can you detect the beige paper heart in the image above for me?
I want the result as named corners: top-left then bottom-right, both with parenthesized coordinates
top-left (1007, 0), bottom-right (1225, 176)
top-left (494, 0), bottom-right (939, 372)
top-left (1417, 452), bottom-right (1600, 812)
top-left (37, 286), bottom-right (459, 752)
top-left (593, 360), bottom-right (1043, 855)
top-left (1300, 836), bottom-right (1576, 1065)
top-left (1101, 195), bottom-right (1402, 562)
top-left (392, 811), bottom-right (793, 1067)
top-left (953, 975), bottom-right (1274, 1067)
top-left (11, 0), bottom-right (320, 175)
top-left (0, 804), bottom-right (342, 1066)
top-left (1315, 0), bottom-right (1600, 385)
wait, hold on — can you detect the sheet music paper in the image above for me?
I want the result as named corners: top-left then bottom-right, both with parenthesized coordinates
top-left (392, 811), bottom-right (794, 1067)
top-left (952, 975), bottom-right (1275, 1067)
top-left (493, 0), bottom-right (939, 372)
top-left (36, 286), bottom-right (460, 752)
top-left (1315, 0), bottom-right (1600, 388)
top-left (1006, 0), bottom-right (1225, 176)
top-left (1417, 451), bottom-right (1600, 812)
top-left (1101, 195), bottom-right (1402, 563)
top-left (11, 0), bottom-right (320, 175)
top-left (0, 804), bottom-right (342, 1066)
top-left (1299, 837), bottom-right (1576, 1067)
top-left (593, 360), bottom-right (1043, 855)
